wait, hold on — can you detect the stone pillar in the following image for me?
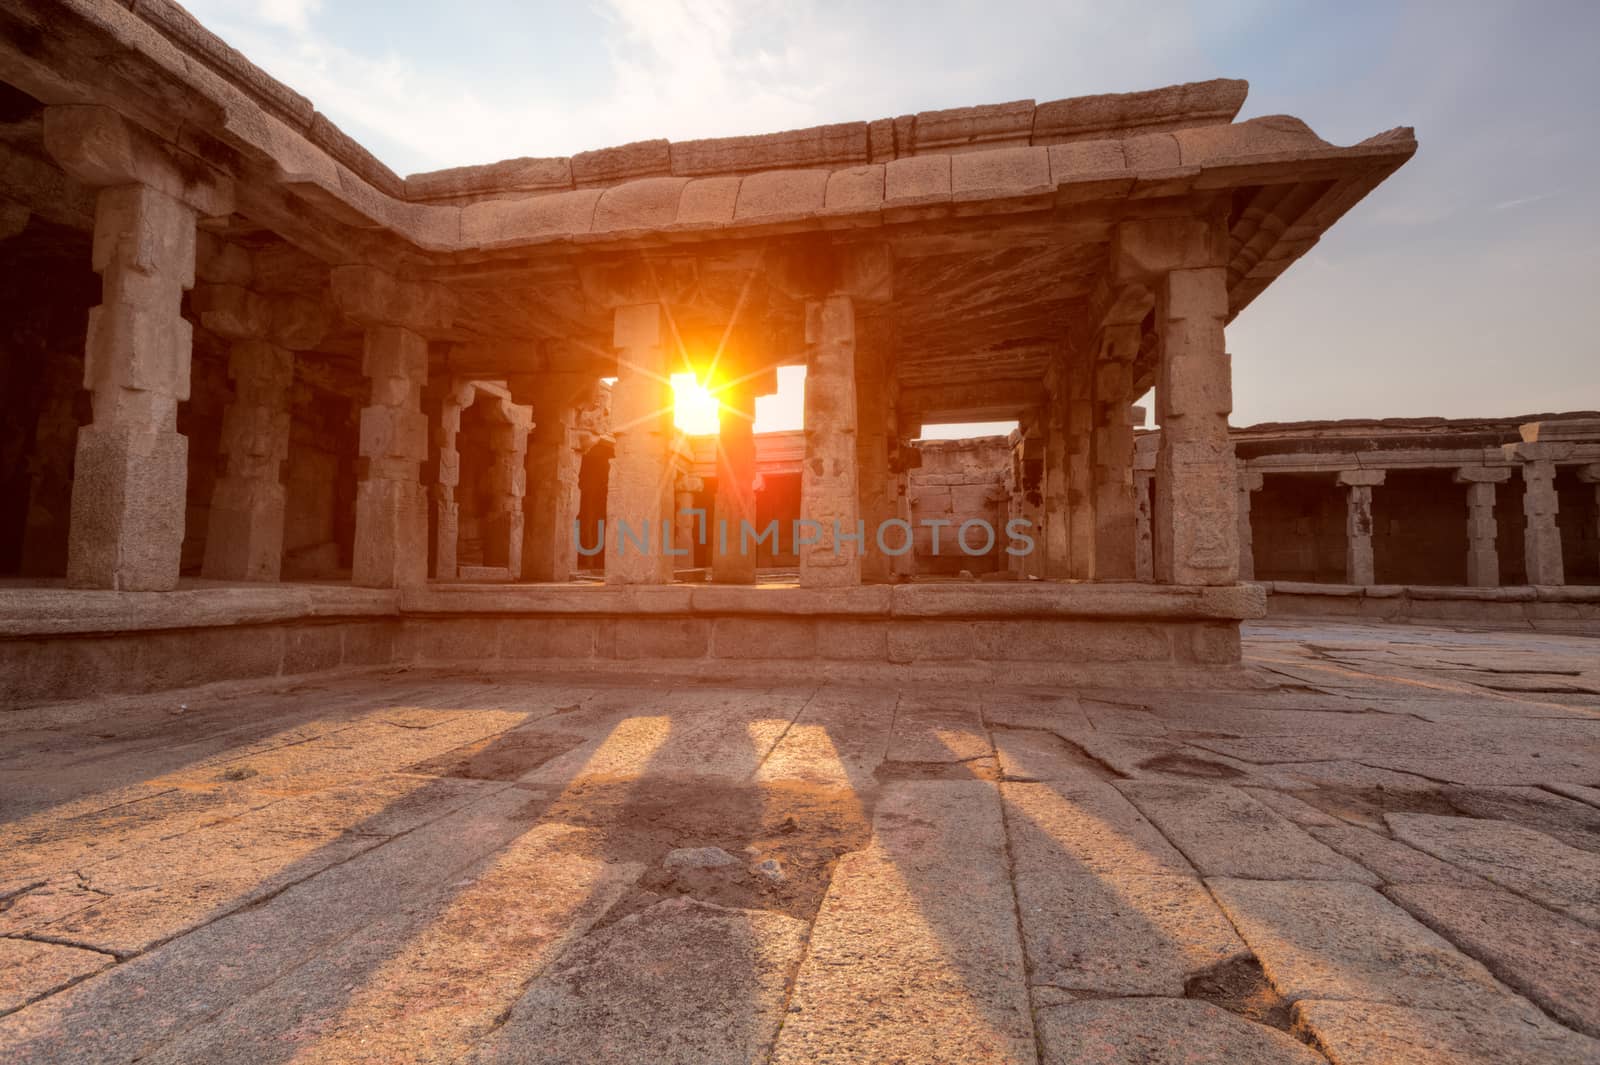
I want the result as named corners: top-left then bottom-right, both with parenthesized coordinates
top-left (1043, 377), bottom-right (1070, 578)
top-left (1091, 325), bottom-right (1139, 580)
top-left (889, 436), bottom-right (919, 581)
top-left (1338, 470), bottom-right (1385, 586)
top-left (517, 374), bottom-right (591, 583)
top-left (800, 294), bottom-right (861, 588)
top-left (1579, 465), bottom-right (1600, 580)
top-left (331, 266), bottom-right (452, 589)
top-left (1115, 216), bottom-right (1238, 586)
top-left (1236, 469), bottom-right (1264, 581)
top-left (483, 406), bottom-right (531, 572)
top-left (1519, 455), bottom-right (1565, 586)
top-left (353, 326), bottom-right (430, 587)
top-left (1134, 471), bottom-right (1154, 582)
top-left (713, 382), bottom-right (759, 583)
top-left (1453, 466), bottom-right (1511, 587)
top-left (433, 394), bottom-right (461, 579)
top-left (1010, 422), bottom-right (1046, 580)
top-left (607, 303), bottom-right (674, 585)
top-left (43, 107), bottom-right (233, 590)
top-left (1065, 358), bottom-right (1095, 580)
top-left (675, 473), bottom-right (702, 569)
top-left (201, 340), bottom-right (292, 581)
top-left (855, 333), bottom-right (895, 584)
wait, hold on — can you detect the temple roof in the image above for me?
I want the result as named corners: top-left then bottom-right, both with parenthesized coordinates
top-left (0, 0), bottom-right (1418, 421)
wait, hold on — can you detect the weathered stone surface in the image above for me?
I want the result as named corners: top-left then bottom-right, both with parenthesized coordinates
top-left (1307, 825), bottom-right (1488, 886)
top-left (0, 938), bottom-right (112, 1014)
top-left (1036, 998), bottom-right (1326, 1065)
top-left (1117, 781), bottom-right (1377, 881)
top-left (1388, 882), bottom-right (1600, 1037)
top-left (1209, 878), bottom-right (1515, 1011)
top-left (468, 899), bottom-right (806, 1065)
top-left (770, 781), bottom-right (1035, 1064)
top-left (1387, 814), bottom-right (1600, 925)
top-left (1293, 999), bottom-right (1600, 1065)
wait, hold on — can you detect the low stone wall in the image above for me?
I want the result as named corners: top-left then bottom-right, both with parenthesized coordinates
top-left (1262, 581), bottom-right (1600, 629)
top-left (0, 581), bottom-right (1266, 704)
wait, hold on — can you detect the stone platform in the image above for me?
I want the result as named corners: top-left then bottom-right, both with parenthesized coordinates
top-left (0, 580), bottom-right (1266, 705)
top-left (1264, 581), bottom-right (1600, 630)
top-left (2, 621), bottom-right (1598, 1063)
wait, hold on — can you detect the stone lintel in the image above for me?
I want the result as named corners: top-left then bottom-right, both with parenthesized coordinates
top-left (771, 240), bottom-right (893, 305)
top-left (1111, 212), bottom-right (1229, 283)
top-left (331, 265), bottom-right (455, 332)
top-left (1453, 466), bottom-right (1513, 484)
top-left (43, 105), bottom-right (234, 217)
top-left (1336, 469), bottom-right (1386, 487)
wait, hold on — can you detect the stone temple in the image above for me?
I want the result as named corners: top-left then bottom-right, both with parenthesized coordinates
top-left (0, 0), bottom-right (1430, 699)
top-left (7, 5), bottom-right (1600, 1065)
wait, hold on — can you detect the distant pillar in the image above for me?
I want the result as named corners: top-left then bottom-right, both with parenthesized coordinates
top-left (433, 392), bottom-right (462, 579)
top-left (43, 107), bottom-right (234, 590)
top-left (1453, 466), bottom-right (1512, 587)
top-left (675, 471), bottom-right (702, 569)
top-left (515, 373), bottom-right (589, 582)
top-left (1091, 325), bottom-right (1139, 580)
top-left (712, 382), bottom-right (759, 583)
top-left (1043, 380), bottom-right (1070, 578)
top-left (1519, 456), bottom-right (1565, 586)
top-left (1338, 470), bottom-right (1385, 586)
top-left (855, 333), bottom-right (895, 584)
top-left (607, 303), bottom-right (674, 585)
top-left (1236, 469), bottom-right (1264, 581)
top-left (330, 266), bottom-right (453, 588)
top-left (1014, 423), bottom-right (1046, 580)
top-left (1579, 464), bottom-right (1600, 580)
top-left (799, 294), bottom-right (861, 588)
top-left (1134, 471), bottom-right (1154, 582)
top-left (202, 341), bottom-right (293, 582)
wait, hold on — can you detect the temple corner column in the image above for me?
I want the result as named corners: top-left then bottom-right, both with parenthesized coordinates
top-left (1337, 469), bottom-right (1385, 586)
top-left (1236, 468), bottom-right (1264, 581)
top-left (1453, 465), bottom-right (1511, 588)
top-left (44, 105), bottom-right (234, 591)
top-left (606, 302), bottom-right (674, 585)
top-left (799, 293), bottom-right (861, 588)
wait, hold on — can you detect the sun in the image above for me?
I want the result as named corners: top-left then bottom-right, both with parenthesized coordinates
top-left (671, 372), bottom-right (720, 436)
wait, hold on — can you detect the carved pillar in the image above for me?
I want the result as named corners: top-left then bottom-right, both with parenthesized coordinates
top-left (1236, 469), bottom-right (1264, 581)
top-left (1134, 471), bottom-right (1154, 582)
top-left (800, 294), bottom-right (861, 587)
top-left (855, 328), bottom-right (895, 584)
top-left (1043, 375), bottom-right (1070, 578)
top-left (1579, 465), bottom-right (1600, 581)
top-left (1115, 214), bottom-right (1237, 586)
top-left (1091, 325), bottom-right (1139, 580)
top-left (433, 390), bottom-right (462, 579)
top-left (713, 381), bottom-right (760, 583)
top-left (1338, 470), bottom-right (1385, 586)
top-left (484, 397), bottom-right (531, 572)
top-left (43, 107), bottom-right (233, 590)
top-left (515, 373), bottom-right (592, 583)
top-left (331, 266), bottom-right (452, 589)
top-left (1453, 466), bottom-right (1511, 588)
top-left (607, 303), bottom-right (674, 584)
top-left (1519, 454), bottom-right (1565, 586)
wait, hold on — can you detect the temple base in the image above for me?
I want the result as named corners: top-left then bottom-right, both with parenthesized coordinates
top-left (0, 581), bottom-right (1266, 703)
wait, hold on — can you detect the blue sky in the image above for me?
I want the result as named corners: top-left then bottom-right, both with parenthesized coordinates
top-left (185, 0), bottom-right (1598, 431)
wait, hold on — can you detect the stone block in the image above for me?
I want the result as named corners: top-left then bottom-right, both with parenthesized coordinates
top-left (590, 176), bottom-right (690, 232)
top-left (352, 479), bottom-right (429, 588)
top-left (912, 99), bottom-right (1035, 152)
top-left (0, 938), bottom-right (113, 1014)
top-left (670, 122), bottom-right (868, 174)
top-left (823, 165), bottom-right (884, 212)
top-left (815, 619), bottom-right (889, 660)
top-left (710, 617), bottom-right (818, 659)
top-left (1047, 139), bottom-right (1128, 181)
top-left (46, 106), bottom-right (233, 215)
top-left (950, 146), bottom-right (1051, 198)
top-left (193, 283), bottom-right (270, 340)
top-left (332, 267), bottom-right (454, 331)
top-left (361, 324), bottom-right (428, 386)
top-left (66, 426), bottom-right (188, 591)
top-left (282, 624), bottom-right (344, 674)
top-left (883, 154), bottom-right (951, 204)
top-left (571, 138), bottom-right (671, 186)
top-left (1122, 132), bottom-right (1181, 169)
top-left (458, 188), bottom-right (602, 247)
top-left (1292, 999), bottom-right (1600, 1065)
top-left (1114, 216), bottom-right (1228, 280)
top-left (85, 303), bottom-right (193, 402)
top-left (675, 176), bottom-right (742, 224)
top-left (358, 405), bottom-right (429, 464)
top-left (498, 618), bottom-right (599, 660)
top-left (733, 168), bottom-right (829, 219)
top-left (1037, 999), bottom-right (1325, 1065)
top-left (608, 618), bottom-right (709, 659)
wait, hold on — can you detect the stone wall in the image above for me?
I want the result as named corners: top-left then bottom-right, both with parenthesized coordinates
top-left (907, 437), bottom-right (1010, 575)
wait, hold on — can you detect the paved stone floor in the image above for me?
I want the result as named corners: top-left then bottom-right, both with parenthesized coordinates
top-left (2, 620), bottom-right (1598, 1064)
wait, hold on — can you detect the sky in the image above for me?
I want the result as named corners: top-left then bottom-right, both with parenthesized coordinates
top-left (184, 0), bottom-right (1599, 434)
